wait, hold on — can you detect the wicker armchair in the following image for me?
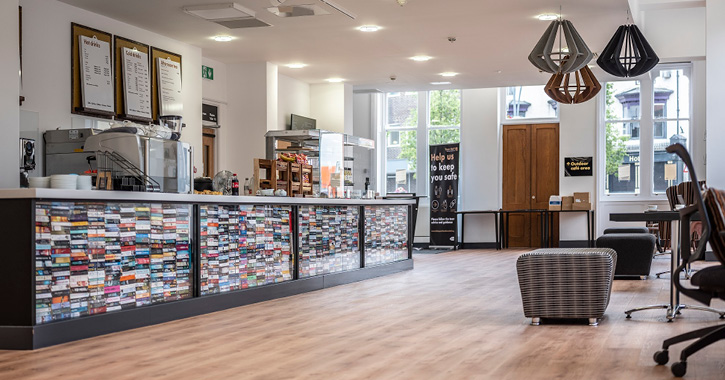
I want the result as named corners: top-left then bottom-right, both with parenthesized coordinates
top-left (516, 248), bottom-right (617, 326)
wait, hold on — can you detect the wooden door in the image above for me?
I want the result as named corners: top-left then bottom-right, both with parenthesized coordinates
top-left (502, 124), bottom-right (559, 247)
top-left (502, 125), bottom-right (531, 247)
top-left (530, 124), bottom-right (559, 246)
top-left (202, 128), bottom-right (216, 178)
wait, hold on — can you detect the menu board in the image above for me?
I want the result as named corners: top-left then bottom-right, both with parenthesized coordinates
top-left (121, 47), bottom-right (152, 119)
top-left (78, 35), bottom-right (114, 113)
top-left (156, 57), bottom-right (183, 116)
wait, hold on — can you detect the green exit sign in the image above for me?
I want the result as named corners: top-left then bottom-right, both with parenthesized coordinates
top-left (202, 65), bottom-right (214, 80)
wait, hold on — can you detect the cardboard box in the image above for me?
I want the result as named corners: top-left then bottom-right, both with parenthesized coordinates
top-left (572, 192), bottom-right (591, 210)
top-left (561, 196), bottom-right (574, 210)
top-left (549, 195), bottom-right (562, 211)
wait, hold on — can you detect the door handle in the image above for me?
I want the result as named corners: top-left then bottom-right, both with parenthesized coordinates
top-left (532, 196), bottom-right (536, 199)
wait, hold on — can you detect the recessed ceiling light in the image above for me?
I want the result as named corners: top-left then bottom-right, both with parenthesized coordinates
top-left (430, 81), bottom-right (451, 85)
top-left (536, 13), bottom-right (559, 21)
top-left (439, 72), bottom-right (458, 77)
top-left (357, 25), bottom-right (381, 32)
top-left (212, 35), bottom-right (234, 42)
top-left (326, 78), bottom-right (344, 83)
top-left (410, 56), bottom-right (432, 62)
top-left (286, 63), bottom-right (307, 69)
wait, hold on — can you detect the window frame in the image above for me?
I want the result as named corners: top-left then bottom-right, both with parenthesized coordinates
top-left (499, 87), bottom-right (560, 125)
top-left (380, 90), bottom-right (462, 196)
top-left (597, 63), bottom-right (694, 202)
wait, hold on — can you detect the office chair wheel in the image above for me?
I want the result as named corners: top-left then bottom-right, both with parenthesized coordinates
top-left (671, 361), bottom-right (687, 377)
top-left (653, 350), bottom-right (669, 365)
top-left (720, 313), bottom-right (725, 319)
top-left (625, 313), bottom-right (632, 319)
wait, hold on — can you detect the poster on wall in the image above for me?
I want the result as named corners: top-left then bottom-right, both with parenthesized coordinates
top-left (78, 35), bottom-right (114, 113)
top-left (429, 143), bottom-right (459, 247)
top-left (564, 157), bottom-right (593, 176)
top-left (156, 57), bottom-right (183, 116)
top-left (121, 47), bottom-right (152, 119)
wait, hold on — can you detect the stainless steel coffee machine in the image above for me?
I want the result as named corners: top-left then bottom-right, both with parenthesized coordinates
top-left (19, 138), bottom-right (36, 187)
top-left (84, 132), bottom-right (193, 193)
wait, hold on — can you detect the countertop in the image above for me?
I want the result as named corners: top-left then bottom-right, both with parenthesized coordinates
top-left (0, 188), bottom-right (415, 205)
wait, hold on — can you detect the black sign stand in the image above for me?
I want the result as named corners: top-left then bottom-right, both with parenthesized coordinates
top-left (429, 143), bottom-right (459, 247)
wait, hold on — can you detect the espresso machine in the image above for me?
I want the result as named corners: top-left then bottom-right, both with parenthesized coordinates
top-left (19, 138), bottom-right (36, 188)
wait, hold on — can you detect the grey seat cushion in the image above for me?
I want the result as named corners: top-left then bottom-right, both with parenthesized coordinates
top-left (603, 227), bottom-right (650, 234)
top-left (596, 233), bottom-right (656, 277)
top-left (690, 265), bottom-right (725, 295)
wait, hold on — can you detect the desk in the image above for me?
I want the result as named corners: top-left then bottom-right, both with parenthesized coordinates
top-left (610, 211), bottom-right (724, 321)
top-left (546, 210), bottom-right (596, 247)
top-left (500, 209), bottom-right (547, 249)
top-left (456, 210), bottom-right (500, 250)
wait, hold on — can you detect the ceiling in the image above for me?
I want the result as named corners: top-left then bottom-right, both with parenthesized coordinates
top-left (58, 0), bottom-right (633, 91)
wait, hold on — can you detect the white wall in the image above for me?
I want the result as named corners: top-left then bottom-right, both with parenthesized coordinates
top-left (459, 88), bottom-right (500, 244)
top-left (706, 0), bottom-right (725, 187)
top-left (0, 0), bottom-right (20, 188)
top-left (278, 74), bottom-right (310, 130)
top-left (226, 62), bottom-right (272, 178)
top-left (642, 7), bottom-right (706, 60)
top-left (310, 83), bottom-right (353, 133)
top-left (558, 100), bottom-right (597, 241)
top-left (19, 0), bottom-right (203, 171)
top-left (201, 56), bottom-right (228, 176)
top-left (352, 93), bottom-right (375, 191)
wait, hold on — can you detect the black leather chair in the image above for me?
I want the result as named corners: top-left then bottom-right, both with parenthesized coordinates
top-left (603, 227), bottom-right (650, 234)
top-left (652, 144), bottom-right (725, 377)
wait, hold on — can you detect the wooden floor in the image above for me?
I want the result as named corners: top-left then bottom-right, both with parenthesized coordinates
top-left (1, 249), bottom-right (724, 379)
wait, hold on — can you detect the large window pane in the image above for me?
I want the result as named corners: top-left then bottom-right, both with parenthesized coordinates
top-left (429, 90), bottom-right (461, 127)
top-left (605, 81), bottom-right (640, 121)
top-left (654, 69), bottom-right (690, 119)
top-left (505, 85), bottom-right (558, 119)
top-left (605, 122), bottom-right (640, 194)
top-left (385, 130), bottom-right (417, 193)
top-left (387, 92), bottom-right (418, 127)
top-left (429, 129), bottom-right (460, 145)
top-left (653, 120), bottom-right (690, 193)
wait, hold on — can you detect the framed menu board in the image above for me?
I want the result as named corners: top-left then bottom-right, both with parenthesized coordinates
top-left (71, 23), bottom-right (114, 117)
top-left (114, 36), bottom-right (152, 122)
top-left (150, 47), bottom-right (182, 121)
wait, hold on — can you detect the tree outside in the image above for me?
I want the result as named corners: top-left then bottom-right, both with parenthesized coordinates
top-left (398, 90), bottom-right (461, 174)
top-left (605, 82), bottom-right (629, 176)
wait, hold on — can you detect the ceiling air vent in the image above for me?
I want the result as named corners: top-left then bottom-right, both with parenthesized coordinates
top-left (267, 4), bottom-right (331, 18)
top-left (183, 3), bottom-right (272, 29)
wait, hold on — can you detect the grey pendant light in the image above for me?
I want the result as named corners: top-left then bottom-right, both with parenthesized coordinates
top-left (529, 19), bottom-right (593, 74)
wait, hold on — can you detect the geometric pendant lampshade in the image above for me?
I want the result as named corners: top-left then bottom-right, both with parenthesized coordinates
top-left (596, 24), bottom-right (659, 77)
top-left (529, 20), bottom-right (594, 74)
top-left (544, 62), bottom-right (601, 104)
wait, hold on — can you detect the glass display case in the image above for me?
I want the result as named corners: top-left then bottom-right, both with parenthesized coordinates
top-left (364, 205), bottom-right (410, 266)
top-left (34, 201), bottom-right (192, 324)
top-left (298, 205), bottom-right (360, 277)
top-left (199, 204), bottom-right (293, 295)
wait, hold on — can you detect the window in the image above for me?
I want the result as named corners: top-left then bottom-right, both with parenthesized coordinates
top-left (653, 67), bottom-right (691, 193)
top-left (601, 64), bottom-right (692, 198)
top-left (382, 90), bottom-right (461, 195)
top-left (384, 92), bottom-right (418, 194)
top-left (505, 85), bottom-right (558, 120)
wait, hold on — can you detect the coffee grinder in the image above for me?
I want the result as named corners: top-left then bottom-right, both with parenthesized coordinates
top-left (19, 138), bottom-right (36, 187)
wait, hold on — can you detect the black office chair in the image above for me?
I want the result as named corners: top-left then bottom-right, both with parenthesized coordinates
top-left (652, 143), bottom-right (725, 377)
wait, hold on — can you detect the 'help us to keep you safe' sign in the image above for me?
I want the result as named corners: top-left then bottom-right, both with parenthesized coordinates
top-left (429, 143), bottom-right (459, 247)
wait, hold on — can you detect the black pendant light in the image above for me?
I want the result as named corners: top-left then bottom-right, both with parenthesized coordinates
top-left (597, 23), bottom-right (659, 77)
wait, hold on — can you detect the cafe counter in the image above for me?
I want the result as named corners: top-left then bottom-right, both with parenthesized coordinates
top-left (0, 189), bottom-right (414, 349)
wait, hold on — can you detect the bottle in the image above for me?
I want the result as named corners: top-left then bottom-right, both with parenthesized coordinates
top-left (231, 174), bottom-right (240, 195)
top-left (243, 178), bottom-right (250, 195)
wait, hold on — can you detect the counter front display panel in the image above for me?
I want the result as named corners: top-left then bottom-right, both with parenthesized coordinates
top-left (0, 189), bottom-right (414, 349)
top-left (34, 201), bottom-right (192, 324)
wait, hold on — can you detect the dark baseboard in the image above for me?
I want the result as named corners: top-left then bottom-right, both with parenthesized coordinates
top-left (413, 242), bottom-right (429, 249)
top-left (559, 240), bottom-right (593, 248)
top-left (1, 260), bottom-right (414, 350)
top-left (459, 242), bottom-right (498, 249)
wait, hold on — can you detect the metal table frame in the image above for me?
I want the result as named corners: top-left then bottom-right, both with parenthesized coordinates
top-left (500, 209), bottom-right (547, 249)
top-left (610, 211), bottom-right (725, 321)
top-left (456, 210), bottom-right (500, 250)
top-left (545, 210), bottom-right (596, 248)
